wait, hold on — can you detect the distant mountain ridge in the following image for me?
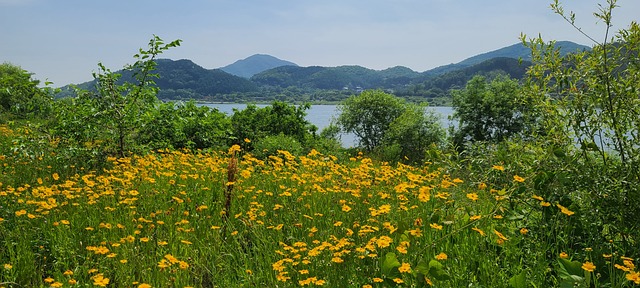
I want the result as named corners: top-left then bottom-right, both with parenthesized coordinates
top-left (425, 41), bottom-right (591, 76)
top-left (220, 54), bottom-right (298, 78)
top-left (56, 41), bottom-right (591, 103)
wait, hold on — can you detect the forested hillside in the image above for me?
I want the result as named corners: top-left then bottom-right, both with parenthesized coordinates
top-left (55, 41), bottom-right (589, 104)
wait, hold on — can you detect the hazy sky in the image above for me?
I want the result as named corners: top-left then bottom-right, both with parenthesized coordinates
top-left (1, 0), bottom-right (638, 86)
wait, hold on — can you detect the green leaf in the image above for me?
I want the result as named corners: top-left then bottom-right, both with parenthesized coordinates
top-left (558, 258), bottom-right (583, 277)
top-left (381, 252), bottom-right (401, 277)
top-left (413, 260), bottom-right (430, 275)
top-left (428, 260), bottom-right (450, 281)
top-left (509, 271), bottom-right (527, 288)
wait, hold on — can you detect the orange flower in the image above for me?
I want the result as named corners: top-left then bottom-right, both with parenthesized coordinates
top-left (581, 261), bottom-right (596, 272)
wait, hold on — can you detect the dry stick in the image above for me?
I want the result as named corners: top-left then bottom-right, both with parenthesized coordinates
top-left (223, 150), bottom-right (238, 223)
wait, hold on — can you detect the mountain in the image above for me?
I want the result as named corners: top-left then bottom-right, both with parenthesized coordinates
top-left (251, 65), bottom-right (422, 90)
top-left (424, 41), bottom-right (591, 76)
top-left (55, 41), bottom-right (590, 103)
top-left (56, 59), bottom-right (259, 100)
top-left (220, 54), bottom-right (298, 78)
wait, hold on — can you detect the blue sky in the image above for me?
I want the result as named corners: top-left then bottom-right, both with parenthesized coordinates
top-left (1, 0), bottom-right (639, 86)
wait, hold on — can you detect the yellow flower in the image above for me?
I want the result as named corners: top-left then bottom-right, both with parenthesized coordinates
top-left (50, 282), bottom-right (63, 288)
top-left (398, 262), bottom-right (411, 273)
top-left (513, 175), bottom-right (525, 182)
top-left (244, 138), bottom-right (251, 143)
top-left (556, 204), bottom-right (575, 216)
top-left (581, 261), bottom-right (596, 272)
top-left (228, 144), bottom-right (241, 154)
top-left (492, 165), bottom-right (504, 171)
top-left (435, 252), bottom-right (448, 260)
top-left (3, 263), bottom-right (12, 270)
top-left (376, 236), bottom-right (393, 248)
top-left (373, 278), bottom-right (384, 283)
top-left (138, 284), bottom-right (152, 288)
top-left (626, 272), bottom-right (640, 284)
top-left (520, 228), bottom-right (528, 235)
top-left (52, 173), bottom-right (60, 181)
top-left (92, 274), bottom-right (110, 287)
top-left (493, 229), bottom-right (508, 241)
top-left (341, 205), bottom-right (351, 212)
top-left (68, 279), bottom-right (77, 285)
top-left (63, 270), bottom-right (73, 276)
top-left (466, 193), bottom-right (479, 201)
top-left (15, 209), bottom-right (27, 216)
top-left (472, 227), bottom-right (485, 236)
top-left (393, 278), bottom-right (404, 284)
top-left (559, 252), bottom-right (569, 259)
top-left (430, 223), bottom-right (443, 230)
top-left (478, 182), bottom-right (487, 189)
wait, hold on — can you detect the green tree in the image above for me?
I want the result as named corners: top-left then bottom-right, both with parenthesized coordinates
top-left (383, 104), bottom-right (445, 163)
top-left (335, 89), bottom-right (444, 162)
top-left (450, 75), bottom-right (536, 147)
top-left (53, 35), bottom-right (181, 157)
top-left (0, 62), bottom-right (52, 119)
top-left (230, 101), bottom-right (316, 150)
top-left (335, 90), bottom-right (406, 152)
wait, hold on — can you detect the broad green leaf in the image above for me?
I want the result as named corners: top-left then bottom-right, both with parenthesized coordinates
top-left (381, 252), bottom-right (401, 276)
top-left (558, 258), bottom-right (583, 277)
top-left (509, 271), bottom-right (527, 288)
top-left (428, 260), bottom-right (450, 281)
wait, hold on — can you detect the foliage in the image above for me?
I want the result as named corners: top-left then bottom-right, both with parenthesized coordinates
top-left (380, 103), bottom-right (445, 164)
top-left (251, 133), bottom-right (304, 159)
top-left (336, 90), bottom-right (444, 163)
top-left (51, 35), bottom-right (181, 158)
top-left (520, 0), bottom-right (640, 260)
top-left (3, 127), bottom-right (639, 286)
top-left (335, 90), bottom-right (407, 152)
top-left (450, 75), bottom-right (540, 147)
top-left (138, 101), bottom-right (231, 150)
top-left (230, 101), bottom-right (317, 150)
top-left (0, 62), bottom-right (53, 119)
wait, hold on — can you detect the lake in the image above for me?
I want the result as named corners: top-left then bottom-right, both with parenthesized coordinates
top-left (200, 103), bottom-right (454, 147)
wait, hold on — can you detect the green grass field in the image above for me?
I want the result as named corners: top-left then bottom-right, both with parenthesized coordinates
top-left (1, 124), bottom-right (638, 287)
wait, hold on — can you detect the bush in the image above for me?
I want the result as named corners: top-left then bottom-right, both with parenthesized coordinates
top-left (251, 133), bottom-right (303, 159)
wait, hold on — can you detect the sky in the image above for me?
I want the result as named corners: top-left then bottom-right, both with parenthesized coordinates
top-left (1, 0), bottom-right (639, 86)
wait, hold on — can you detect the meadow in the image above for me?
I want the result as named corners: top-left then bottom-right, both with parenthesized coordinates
top-left (1, 124), bottom-right (638, 287)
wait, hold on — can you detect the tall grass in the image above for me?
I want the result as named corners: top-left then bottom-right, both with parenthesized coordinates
top-left (1, 124), bottom-right (638, 287)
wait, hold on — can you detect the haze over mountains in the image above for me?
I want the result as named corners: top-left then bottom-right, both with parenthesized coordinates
top-left (58, 41), bottom-right (590, 103)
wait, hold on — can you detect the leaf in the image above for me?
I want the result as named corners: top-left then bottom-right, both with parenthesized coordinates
top-left (413, 260), bottom-right (430, 275)
top-left (558, 258), bottom-right (583, 277)
top-left (509, 271), bottom-right (527, 288)
top-left (428, 260), bottom-right (450, 281)
top-left (381, 252), bottom-right (401, 277)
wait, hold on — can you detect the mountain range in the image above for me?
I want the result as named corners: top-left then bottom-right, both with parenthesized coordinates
top-left (57, 41), bottom-right (591, 103)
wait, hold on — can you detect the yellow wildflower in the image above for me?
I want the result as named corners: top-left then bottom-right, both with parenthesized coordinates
top-left (582, 261), bottom-right (596, 272)
top-left (398, 262), bottom-right (411, 273)
top-left (435, 252), bottom-right (448, 260)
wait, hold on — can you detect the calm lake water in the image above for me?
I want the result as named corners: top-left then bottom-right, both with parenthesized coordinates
top-left (200, 103), bottom-right (454, 147)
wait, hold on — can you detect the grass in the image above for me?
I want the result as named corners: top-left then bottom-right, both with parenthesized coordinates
top-left (1, 123), bottom-right (639, 287)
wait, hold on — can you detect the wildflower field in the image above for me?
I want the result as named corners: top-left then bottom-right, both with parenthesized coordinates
top-left (1, 124), bottom-right (638, 287)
